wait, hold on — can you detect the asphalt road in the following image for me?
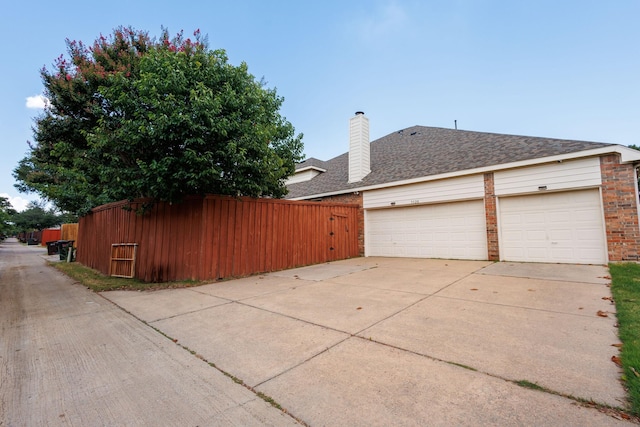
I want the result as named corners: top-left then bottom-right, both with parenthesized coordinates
top-left (0, 238), bottom-right (297, 426)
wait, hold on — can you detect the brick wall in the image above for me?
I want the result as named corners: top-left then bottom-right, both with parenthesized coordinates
top-left (316, 192), bottom-right (365, 256)
top-left (600, 154), bottom-right (640, 261)
top-left (483, 173), bottom-right (500, 261)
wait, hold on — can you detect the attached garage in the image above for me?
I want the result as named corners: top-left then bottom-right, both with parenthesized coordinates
top-left (498, 189), bottom-right (606, 264)
top-left (366, 200), bottom-right (487, 259)
top-left (287, 116), bottom-right (640, 264)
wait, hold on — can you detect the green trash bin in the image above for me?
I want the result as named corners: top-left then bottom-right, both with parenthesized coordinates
top-left (58, 240), bottom-right (75, 261)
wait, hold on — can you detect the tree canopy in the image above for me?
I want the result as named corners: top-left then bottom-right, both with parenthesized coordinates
top-left (11, 202), bottom-right (62, 233)
top-left (14, 27), bottom-right (303, 216)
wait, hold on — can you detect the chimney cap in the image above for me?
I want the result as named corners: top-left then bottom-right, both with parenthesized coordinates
top-left (355, 111), bottom-right (365, 116)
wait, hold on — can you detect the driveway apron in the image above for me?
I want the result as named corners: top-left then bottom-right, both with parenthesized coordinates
top-left (104, 257), bottom-right (632, 426)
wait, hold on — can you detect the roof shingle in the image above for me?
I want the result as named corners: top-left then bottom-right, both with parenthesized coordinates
top-left (286, 126), bottom-right (611, 199)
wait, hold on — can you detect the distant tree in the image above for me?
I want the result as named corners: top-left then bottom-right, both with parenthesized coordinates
top-left (11, 202), bottom-right (60, 233)
top-left (0, 197), bottom-right (17, 236)
top-left (14, 27), bottom-right (303, 216)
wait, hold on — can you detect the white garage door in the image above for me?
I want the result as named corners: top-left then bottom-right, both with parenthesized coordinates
top-left (499, 189), bottom-right (606, 264)
top-left (366, 200), bottom-right (487, 259)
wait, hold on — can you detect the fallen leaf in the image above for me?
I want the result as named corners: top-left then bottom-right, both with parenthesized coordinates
top-left (578, 307), bottom-right (584, 310)
top-left (612, 355), bottom-right (623, 367)
top-left (470, 288), bottom-right (478, 291)
top-left (356, 307), bottom-right (362, 310)
top-left (528, 289), bottom-right (535, 292)
top-left (602, 296), bottom-right (613, 301)
top-left (612, 343), bottom-right (623, 348)
top-left (599, 275), bottom-right (612, 280)
top-left (597, 310), bottom-right (609, 318)
top-left (621, 413), bottom-right (631, 420)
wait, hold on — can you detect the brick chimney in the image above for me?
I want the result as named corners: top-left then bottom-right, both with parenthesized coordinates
top-left (348, 111), bottom-right (370, 183)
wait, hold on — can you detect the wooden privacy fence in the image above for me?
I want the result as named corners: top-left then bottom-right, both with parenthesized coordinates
top-left (41, 228), bottom-right (61, 246)
top-left (76, 195), bottom-right (359, 282)
top-left (61, 223), bottom-right (79, 241)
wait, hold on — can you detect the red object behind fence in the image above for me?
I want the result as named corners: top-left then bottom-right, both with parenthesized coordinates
top-left (76, 195), bottom-right (360, 282)
top-left (41, 228), bottom-right (61, 246)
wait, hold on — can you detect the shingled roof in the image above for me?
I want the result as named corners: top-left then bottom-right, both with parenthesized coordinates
top-left (296, 157), bottom-right (328, 170)
top-left (286, 125), bottom-right (611, 199)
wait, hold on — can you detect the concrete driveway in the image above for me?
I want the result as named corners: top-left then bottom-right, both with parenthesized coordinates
top-left (103, 257), bottom-right (632, 426)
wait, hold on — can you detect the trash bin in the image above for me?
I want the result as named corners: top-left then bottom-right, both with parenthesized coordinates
top-left (58, 240), bottom-right (75, 261)
top-left (47, 241), bottom-right (59, 255)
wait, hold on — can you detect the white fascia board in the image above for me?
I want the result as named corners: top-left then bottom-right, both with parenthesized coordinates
top-left (288, 146), bottom-right (639, 200)
top-left (615, 145), bottom-right (640, 163)
top-left (294, 165), bottom-right (327, 173)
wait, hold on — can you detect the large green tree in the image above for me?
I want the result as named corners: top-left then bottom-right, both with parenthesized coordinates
top-left (14, 27), bottom-right (303, 215)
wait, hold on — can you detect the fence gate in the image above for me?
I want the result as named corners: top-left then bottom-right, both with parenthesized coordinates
top-left (329, 212), bottom-right (350, 261)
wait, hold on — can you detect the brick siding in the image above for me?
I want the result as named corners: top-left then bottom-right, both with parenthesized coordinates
top-left (483, 172), bottom-right (500, 261)
top-left (600, 154), bottom-right (640, 261)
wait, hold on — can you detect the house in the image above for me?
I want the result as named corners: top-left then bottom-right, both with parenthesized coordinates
top-left (286, 112), bottom-right (640, 264)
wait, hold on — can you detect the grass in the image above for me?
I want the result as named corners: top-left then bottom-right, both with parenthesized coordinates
top-left (447, 361), bottom-right (478, 371)
top-left (609, 262), bottom-right (640, 416)
top-left (514, 379), bottom-right (546, 392)
top-left (52, 261), bottom-right (204, 292)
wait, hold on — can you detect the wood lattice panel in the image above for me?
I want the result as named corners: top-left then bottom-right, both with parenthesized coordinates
top-left (109, 243), bottom-right (138, 278)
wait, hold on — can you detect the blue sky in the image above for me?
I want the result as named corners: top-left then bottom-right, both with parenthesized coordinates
top-left (2, 1), bottom-right (638, 211)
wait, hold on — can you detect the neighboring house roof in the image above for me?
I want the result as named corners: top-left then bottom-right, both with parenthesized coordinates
top-left (286, 125), bottom-right (613, 199)
top-left (296, 157), bottom-right (328, 170)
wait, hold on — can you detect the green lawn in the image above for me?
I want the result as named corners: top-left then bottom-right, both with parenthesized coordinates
top-left (609, 262), bottom-right (640, 416)
top-left (52, 262), bottom-right (203, 292)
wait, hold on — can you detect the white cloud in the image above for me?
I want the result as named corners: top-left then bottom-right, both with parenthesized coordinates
top-left (26, 94), bottom-right (50, 109)
top-left (0, 193), bottom-right (31, 212)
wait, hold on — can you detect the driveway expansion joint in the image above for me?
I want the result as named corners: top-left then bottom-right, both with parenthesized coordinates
top-left (429, 294), bottom-right (619, 319)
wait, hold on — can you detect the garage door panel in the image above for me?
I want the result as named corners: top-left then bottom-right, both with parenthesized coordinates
top-left (499, 189), bottom-right (605, 264)
top-left (527, 230), bottom-right (546, 241)
top-left (524, 212), bottom-right (546, 223)
top-left (551, 230), bottom-right (574, 241)
top-left (501, 214), bottom-right (522, 225)
top-left (547, 211), bottom-right (571, 222)
top-left (526, 248), bottom-right (547, 259)
top-left (367, 200), bottom-right (487, 260)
